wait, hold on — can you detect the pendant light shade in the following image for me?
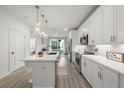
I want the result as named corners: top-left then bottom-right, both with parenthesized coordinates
top-left (34, 5), bottom-right (41, 35)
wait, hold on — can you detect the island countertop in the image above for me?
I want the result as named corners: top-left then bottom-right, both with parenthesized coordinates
top-left (23, 54), bottom-right (58, 62)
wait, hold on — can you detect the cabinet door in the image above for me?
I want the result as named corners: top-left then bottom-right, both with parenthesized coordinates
top-left (81, 56), bottom-right (86, 77)
top-left (85, 59), bottom-right (93, 85)
top-left (92, 64), bottom-right (103, 88)
top-left (101, 5), bottom-right (115, 43)
top-left (94, 7), bottom-right (102, 44)
top-left (103, 73), bottom-right (118, 88)
top-left (88, 13), bottom-right (95, 45)
top-left (32, 62), bottom-right (55, 87)
top-left (116, 6), bottom-right (124, 43)
top-left (71, 30), bottom-right (78, 48)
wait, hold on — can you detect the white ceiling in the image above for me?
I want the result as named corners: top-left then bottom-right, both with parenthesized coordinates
top-left (0, 5), bottom-right (98, 37)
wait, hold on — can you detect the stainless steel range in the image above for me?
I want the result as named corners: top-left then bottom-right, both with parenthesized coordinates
top-left (74, 45), bottom-right (98, 73)
top-left (75, 53), bottom-right (82, 73)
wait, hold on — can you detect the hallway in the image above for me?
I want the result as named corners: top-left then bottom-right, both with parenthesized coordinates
top-left (0, 55), bottom-right (90, 88)
top-left (57, 55), bottom-right (90, 88)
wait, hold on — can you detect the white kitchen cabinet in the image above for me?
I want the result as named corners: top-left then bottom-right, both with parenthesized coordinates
top-left (79, 5), bottom-right (124, 45)
top-left (94, 7), bottom-right (102, 44)
top-left (88, 7), bottom-right (102, 45)
top-left (77, 19), bottom-right (89, 45)
top-left (101, 5), bottom-right (116, 44)
top-left (81, 56), bottom-right (93, 85)
top-left (92, 63), bottom-right (103, 88)
top-left (116, 6), bottom-right (124, 43)
top-left (88, 12), bottom-right (95, 45)
top-left (119, 74), bottom-right (124, 87)
top-left (77, 30), bottom-right (80, 45)
top-left (85, 58), bottom-right (93, 85)
top-left (81, 56), bottom-right (86, 77)
top-left (32, 62), bottom-right (56, 88)
top-left (92, 63), bottom-right (118, 88)
top-left (101, 5), bottom-right (124, 44)
top-left (81, 56), bottom-right (119, 88)
top-left (71, 30), bottom-right (78, 48)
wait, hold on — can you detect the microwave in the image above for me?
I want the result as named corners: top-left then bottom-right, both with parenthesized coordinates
top-left (80, 34), bottom-right (88, 45)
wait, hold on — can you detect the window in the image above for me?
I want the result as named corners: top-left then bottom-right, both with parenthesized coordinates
top-left (50, 39), bottom-right (64, 52)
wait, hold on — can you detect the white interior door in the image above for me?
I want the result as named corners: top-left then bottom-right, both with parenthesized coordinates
top-left (10, 27), bottom-right (25, 72)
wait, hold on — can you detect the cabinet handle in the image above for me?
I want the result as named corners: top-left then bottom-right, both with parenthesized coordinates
top-left (115, 35), bottom-right (117, 41)
top-left (110, 36), bottom-right (112, 42)
top-left (111, 36), bottom-right (115, 42)
top-left (92, 40), bottom-right (94, 43)
top-left (98, 72), bottom-right (100, 78)
top-left (11, 51), bottom-right (15, 54)
top-left (113, 36), bottom-right (115, 41)
top-left (100, 73), bottom-right (102, 80)
top-left (113, 35), bottom-right (117, 41)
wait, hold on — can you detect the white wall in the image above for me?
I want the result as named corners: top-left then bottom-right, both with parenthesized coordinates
top-left (96, 44), bottom-right (124, 57)
top-left (0, 8), bottom-right (31, 79)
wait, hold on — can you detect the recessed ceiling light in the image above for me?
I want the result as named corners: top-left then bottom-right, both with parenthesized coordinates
top-left (55, 33), bottom-right (58, 36)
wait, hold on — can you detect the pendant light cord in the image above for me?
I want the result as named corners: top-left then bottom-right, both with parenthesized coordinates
top-left (35, 5), bottom-right (40, 24)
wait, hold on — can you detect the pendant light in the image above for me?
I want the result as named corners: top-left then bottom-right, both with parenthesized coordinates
top-left (34, 5), bottom-right (41, 35)
top-left (44, 20), bottom-right (48, 39)
top-left (40, 14), bottom-right (48, 39)
top-left (40, 14), bottom-right (45, 37)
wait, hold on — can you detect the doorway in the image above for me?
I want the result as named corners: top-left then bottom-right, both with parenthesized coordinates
top-left (49, 39), bottom-right (65, 53)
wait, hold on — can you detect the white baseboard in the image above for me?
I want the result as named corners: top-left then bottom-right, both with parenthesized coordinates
top-left (0, 72), bottom-right (11, 80)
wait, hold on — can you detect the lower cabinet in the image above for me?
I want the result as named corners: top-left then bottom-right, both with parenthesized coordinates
top-left (119, 74), bottom-right (124, 87)
top-left (92, 63), bottom-right (118, 88)
top-left (81, 56), bottom-right (86, 77)
top-left (92, 64), bottom-right (103, 87)
top-left (85, 58), bottom-right (93, 85)
top-left (32, 62), bottom-right (55, 88)
top-left (81, 57), bottom-right (93, 85)
top-left (81, 57), bottom-right (119, 88)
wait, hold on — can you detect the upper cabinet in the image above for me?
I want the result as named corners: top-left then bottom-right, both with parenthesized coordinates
top-left (78, 5), bottom-right (124, 45)
top-left (101, 6), bottom-right (116, 44)
top-left (101, 5), bottom-right (124, 44)
top-left (88, 7), bottom-right (102, 45)
top-left (77, 18), bottom-right (89, 45)
top-left (116, 6), bottom-right (124, 43)
top-left (71, 30), bottom-right (78, 48)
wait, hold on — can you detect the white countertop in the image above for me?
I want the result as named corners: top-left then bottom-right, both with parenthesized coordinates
top-left (83, 55), bottom-right (124, 75)
top-left (23, 55), bottom-right (58, 62)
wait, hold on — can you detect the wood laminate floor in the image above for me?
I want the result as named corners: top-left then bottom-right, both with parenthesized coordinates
top-left (0, 55), bottom-right (90, 88)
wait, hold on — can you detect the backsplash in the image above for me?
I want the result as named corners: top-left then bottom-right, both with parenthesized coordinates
top-left (95, 44), bottom-right (124, 57)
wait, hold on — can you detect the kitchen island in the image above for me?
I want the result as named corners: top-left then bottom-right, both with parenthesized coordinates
top-left (23, 54), bottom-right (58, 88)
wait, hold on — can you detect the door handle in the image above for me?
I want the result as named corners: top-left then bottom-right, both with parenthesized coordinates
top-left (115, 35), bottom-right (117, 41)
top-left (110, 36), bottom-right (113, 42)
top-left (11, 52), bottom-right (15, 54)
top-left (98, 72), bottom-right (99, 78)
top-left (113, 36), bottom-right (115, 41)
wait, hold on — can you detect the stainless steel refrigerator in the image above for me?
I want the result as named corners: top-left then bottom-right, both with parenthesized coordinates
top-left (68, 39), bottom-right (72, 62)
